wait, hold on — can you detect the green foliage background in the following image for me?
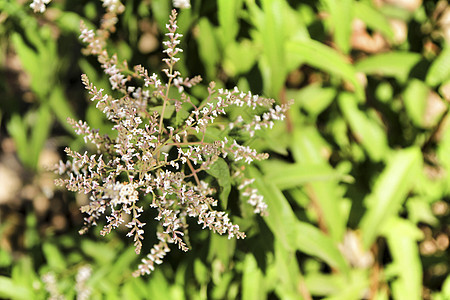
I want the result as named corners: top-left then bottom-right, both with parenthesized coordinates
top-left (0, 0), bottom-right (450, 299)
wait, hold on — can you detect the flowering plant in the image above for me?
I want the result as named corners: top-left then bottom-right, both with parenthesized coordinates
top-left (55, 8), bottom-right (289, 276)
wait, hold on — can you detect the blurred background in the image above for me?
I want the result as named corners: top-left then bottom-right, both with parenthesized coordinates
top-left (0, 0), bottom-right (449, 299)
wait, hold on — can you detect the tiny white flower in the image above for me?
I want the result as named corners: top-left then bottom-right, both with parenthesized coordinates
top-left (173, 0), bottom-right (191, 9)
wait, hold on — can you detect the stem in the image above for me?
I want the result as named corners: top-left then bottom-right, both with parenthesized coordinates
top-left (159, 65), bottom-right (173, 137)
top-left (186, 159), bottom-right (200, 185)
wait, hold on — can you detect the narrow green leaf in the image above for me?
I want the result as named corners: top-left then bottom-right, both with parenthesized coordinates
top-left (11, 33), bottom-right (44, 98)
top-left (242, 254), bottom-right (266, 300)
top-left (321, 0), bottom-right (353, 54)
top-left (223, 39), bottom-right (258, 76)
top-left (292, 128), bottom-right (346, 241)
top-left (383, 218), bottom-right (423, 300)
top-left (207, 233), bottom-right (236, 268)
top-left (6, 114), bottom-right (29, 167)
top-left (30, 104), bottom-right (52, 169)
top-left (426, 46), bottom-right (450, 86)
top-left (296, 222), bottom-right (350, 275)
top-left (359, 147), bottom-right (422, 249)
top-left (355, 52), bottom-right (421, 83)
top-left (406, 197), bottom-right (438, 226)
top-left (260, 0), bottom-right (287, 97)
top-left (55, 11), bottom-right (85, 33)
top-left (354, 1), bottom-right (394, 41)
top-left (0, 276), bottom-right (33, 300)
top-left (338, 92), bottom-right (388, 162)
top-left (291, 85), bottom-right (337, 118)
top-left (150, 0), bottom-right (171, 32)
top-left (248, 166), bottom-right (297, 251)
top-left (286, 40), bottom-right (364, 100)
top-left (205, 158), bottom-right (231, 208)
top-left (305, 273), bottom-right (341, 296)
top-left (273, 241), bottom-right (304, 299)
top-left (305, 269), bottom-right (369, 299)
top-left (49, 87), bottom-right (77, 134)
top-left (217, 0), bottom-right (242, 47)
top-left (403, 79), bottom-right (428, 127)
top-left (196, 18), bottom-right (220, 79)
top-left (263, 161), bottom-right (352, 190)
top-left (81, 240), bottom-right (116, 265)
top-left (108, 247), bottom-right (137, 280)
top-left (42, 243), bottom-right (67, 272)
top-left (147, 270), bottom-right (172, 299)
top-left (194, 259), bottom-right (209, 285)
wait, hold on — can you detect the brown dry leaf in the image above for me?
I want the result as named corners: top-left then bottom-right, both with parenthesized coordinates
top-left (438, 6), bottom-right (450, 44)
top-left (424, 91), bottom-right (447, 128)
top-left (389, 19), bottom-right (408, 44)
top-left (338, 230), bottom-right (374, 268)
top-left (383, 0), bottom-right (422, 11)
top-left (0, 163), bottom-right (22, 205)
top-left (351, 19), bottom-right (389, 53)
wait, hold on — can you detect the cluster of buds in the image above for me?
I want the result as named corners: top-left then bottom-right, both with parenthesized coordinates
top-left (56, 8), bottom-right (290, 276)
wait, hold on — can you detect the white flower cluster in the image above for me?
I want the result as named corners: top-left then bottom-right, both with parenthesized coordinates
top-left (57, 9), bottom-right (290, 277)
top-left (173, 0), bottom-right (191, 9)
top-left (102, 0), bottom-right (125, 13)
top-left (30, 0), bottom-right (51, 13)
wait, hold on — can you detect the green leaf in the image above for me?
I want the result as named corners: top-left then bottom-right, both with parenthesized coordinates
top-left (273, 241), bottom-right (303, 299)
top-left (426, 46), bottom-right (450, 87)
top-left (359, 147), bottom-right (422, 249)
top-left (223, 39), bottom-right (258, 76)
top-left (286, 40), bottom-right (364, 100)
top-left (355, 52), bottom-right (422, 83)
top-left (207, 233), bottom-right (236, 268)
top-left (248, 166), bottom-right (297, 251)
top-left (406, 197), bottom-right (438, 226)
top-left (354, 1), bottom-right (394, 41)
top-left (305, 269), bottom-right (369, 299)
top-left (403, 79), bottom-right (428, 127)
top-left (150, 104), bottom-right (175, 119)
top-left (147, 270), bottom-right (172, 299)
top-left (42, 242), bottom-right (67, 271)
top-left (48, 87), bottom-right (77, 134)
top-left (150, 0), bottom-right (171, 32)
top-left (242, 254), bottom-right (265, 300)
top-left (6, 114), bottom-right (29, 167)
top-left (108, 247), bottom-right (137, 281)
top-left (291, 128), bottom-right (347, 241)
top-left (30, 104), bottom-right (52, 169)
top-left (321, 0), bottom-right (353, 54)
top-left (194, 258), bottom-right (209, 285)
top-left (338, 92), bottom-right (388, 162)
top-left (296, 222), bottom-right (350, 275)
top-left (263, 161), bottom-right (353, 190)
top-left (11, 29), bottom-right (57, 99)
top-left (205, 158), bottom-right (231, 208)
top-left (81, 240), bottom-right (116, 265)
top-left (305, 273), bottom-right (342, 296)
top-left (217, 0), bottom-right (242, 47)
top-left (55, 11), bottom-right (85, 33)
top-left (196, 18), bottom-right (220, 79)
top-left (259, 0), bottom-right (287, 97)
top-left (0, 276), bottom-right (33, 300)
top-left (290, 85), bottom-right (337, 118)
top-left (383, 218), bottom-right (423, 300)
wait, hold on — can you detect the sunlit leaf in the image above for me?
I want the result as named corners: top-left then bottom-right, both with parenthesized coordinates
top-left (426, 46), bottom-right (450, 87)
top-left (286, 40), bottom-right (364, 100)
top-left (338, 92), bottom-right (388, 162)
top-left (355, 52), bottom-right (421, 83)
top-left (359, 147), bottom-right (422, 249)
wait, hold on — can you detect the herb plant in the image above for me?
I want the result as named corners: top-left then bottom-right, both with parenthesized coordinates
top-left (55, 8), bottom-right (289, 276)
